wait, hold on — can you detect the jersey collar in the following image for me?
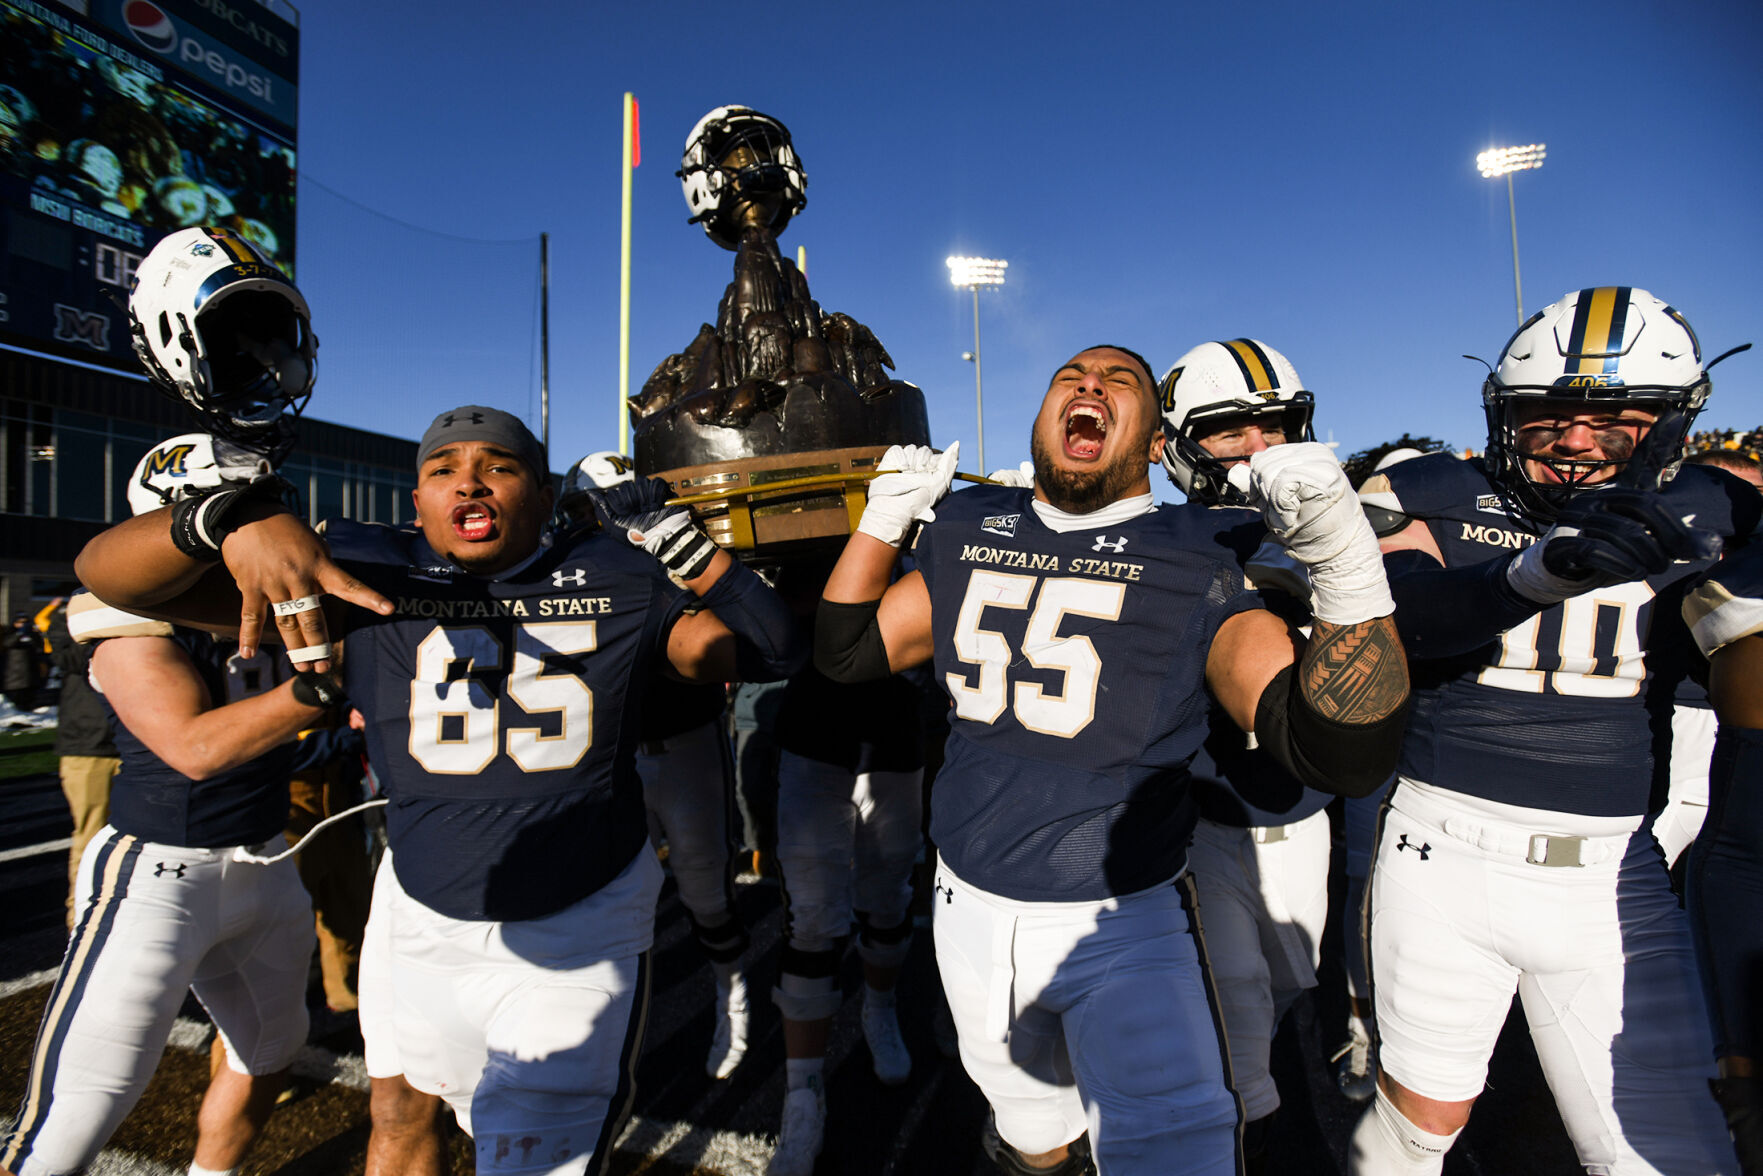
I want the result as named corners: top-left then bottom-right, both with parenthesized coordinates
top-left (1030, 492), bottom-right (1155, 534)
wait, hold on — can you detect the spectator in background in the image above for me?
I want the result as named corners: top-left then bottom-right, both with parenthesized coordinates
top-left (45, 598), bottom-right (121, 928)
top-left (1686, 447), bottom-right (1763, 489)
top-left (5, 611), bottom-right (41, 710)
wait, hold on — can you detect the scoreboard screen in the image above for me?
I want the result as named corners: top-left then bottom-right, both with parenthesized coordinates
top-left (0, 0), bottom-right (297, 370)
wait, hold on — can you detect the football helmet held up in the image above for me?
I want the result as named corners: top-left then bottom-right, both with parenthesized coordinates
top-left (678, 106), bottom-right (807, 250)
top-left (1483, 286), bottom-right (1710, 524)
top-left (127, 226), bottom-right (316, 464)
top-left (126, 432), bottom-right (275, 516)
top-left (1158, 338), bottom-right (1316, 506)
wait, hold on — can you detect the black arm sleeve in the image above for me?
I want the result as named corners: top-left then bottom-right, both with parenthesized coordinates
top-left (1254, 663), bottom-right (1407, 798)
top-left (694, 559), bottom-right (808, 682)
top-left (1385, 548), bottom-right (1545, 660)
top-left (813, 598), bottom-right (893, 684)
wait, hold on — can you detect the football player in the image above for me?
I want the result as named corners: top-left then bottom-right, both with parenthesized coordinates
top-left (816, 345), bottom-right (1409, 1174)
top-left (1157, 339), bottom-right (1343, 1166)
top-left (765, 561), bottom-right (926, 1176)
top-left (559, 450), bottom-right (753, 1082)
top-left (73, 407), bottom-right (805, 1174)
top-left (1683, 541), bottom-right (1763, 1171)
top-left (1348, 288), bottom-right (1755, 1174)
top-left (1, 436), bottom-right (324, 1176)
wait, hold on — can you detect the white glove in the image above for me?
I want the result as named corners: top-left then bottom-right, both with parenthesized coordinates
top-left (1234, 442), bottom-right (1394, 625)
top-left (858, 442), bottom-right (960, 547)
top-left (986, 461), bottom-right (1034, 489)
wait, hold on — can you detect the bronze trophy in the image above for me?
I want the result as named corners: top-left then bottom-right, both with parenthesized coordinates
top-left (633, 106), bottom-right (930, 561)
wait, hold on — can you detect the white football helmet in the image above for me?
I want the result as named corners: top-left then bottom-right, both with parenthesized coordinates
top-left (1157, 338), bottom-right (1316, 506)
top-left (128, 226), bottom-right (315, 463)
top-left (126, 433), bottom-right (274, 515)
top-left (557, 450), bottom-right (636, 527)
top-left (1483, 286), bottom-right (1710, 523)
top-left (678, 106), bottom-right (807, 250)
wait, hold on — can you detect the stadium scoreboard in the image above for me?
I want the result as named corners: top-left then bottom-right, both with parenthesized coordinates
top-left (0, 0), bottom-right (298, 370)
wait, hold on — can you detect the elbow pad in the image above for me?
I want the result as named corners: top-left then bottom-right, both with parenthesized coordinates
top-left (814, 598), bottom-right (892, 684)
top-left (696, 560), bottom-right (807, 682)
top-left (1253, 664), bottom-right (1407, 798)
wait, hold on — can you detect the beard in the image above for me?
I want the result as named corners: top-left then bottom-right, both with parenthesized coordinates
top-left (1030, 428), bottom-right (1148, 514)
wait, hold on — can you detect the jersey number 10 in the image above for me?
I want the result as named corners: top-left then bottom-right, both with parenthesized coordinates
top-left (1477, 582), bottom-right (1653, 698)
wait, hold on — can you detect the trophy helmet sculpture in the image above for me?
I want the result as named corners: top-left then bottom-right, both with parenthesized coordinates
top-left (634, 107), bottom-right (930, 562)
top-left (678, 105), bottom-right (808, 251)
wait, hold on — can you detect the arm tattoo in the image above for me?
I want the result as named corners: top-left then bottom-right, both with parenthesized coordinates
top-left (1300, 616), bottom-right (1409, 724)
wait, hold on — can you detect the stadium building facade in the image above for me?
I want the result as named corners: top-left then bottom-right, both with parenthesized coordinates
top-left (0, 345), bottom-right (416, 621)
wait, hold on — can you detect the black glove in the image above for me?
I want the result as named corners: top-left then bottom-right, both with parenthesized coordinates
top-left (1540, 488), bottom-right (1722, 583)
top-left (582, 477), bottom-right (717, 581)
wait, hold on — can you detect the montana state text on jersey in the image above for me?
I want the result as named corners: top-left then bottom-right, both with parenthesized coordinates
top-left (915, 484), bottom-right (1267, 903)
top-left (321, 518), bottom-right (695, 924)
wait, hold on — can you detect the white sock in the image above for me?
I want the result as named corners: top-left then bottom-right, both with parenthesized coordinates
top-left (1347, 1087), bottom-right (1459, 1174)
top-left (189, 1165), bottom-right (239, 1176)
top-left (864, 983), bottom-right (896, 1010)
top-left (713, 960), bottom-right (748, 1001)
top-left (785, 1056), bottom-right (823, 1093)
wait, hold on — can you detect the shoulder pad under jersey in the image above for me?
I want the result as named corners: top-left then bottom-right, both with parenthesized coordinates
top-left (1357, 452), bottom-right (1495, 532)
top-left (1684, 543), bottom-right (1763, 657)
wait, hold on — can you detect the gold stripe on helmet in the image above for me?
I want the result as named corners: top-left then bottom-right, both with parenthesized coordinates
top-left (1224, 339), bottom-right (1277, 391)
top-left (1575, 286), bottom-right (1620, 375)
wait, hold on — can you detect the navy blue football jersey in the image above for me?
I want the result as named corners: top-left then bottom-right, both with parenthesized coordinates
top-left (916, 486), bottom-right (1266, 902)
top-left (1367, 454), bottom-right (1759, 816)
top-left (326, 520), bottom-right (693, 922)
top-left (103, 631), bottom-right (295, 848)
top-left (1685, 539), bottom-right (1763, 658)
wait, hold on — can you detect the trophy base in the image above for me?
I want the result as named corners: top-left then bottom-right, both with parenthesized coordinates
top-left (657, 445), bottom-right (890, 563)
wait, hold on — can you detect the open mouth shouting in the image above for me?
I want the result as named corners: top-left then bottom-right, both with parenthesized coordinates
top-left (451, 502), bottom-right (499, 542)
top-left (1064, 402), bottom-right (1109, 462)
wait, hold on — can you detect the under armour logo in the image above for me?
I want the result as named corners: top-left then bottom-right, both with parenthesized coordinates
top-left (1092, 535), bottom-right (1128, 553)
top-left (933, 882), bottom-right (953, 905)
top-left (552, 567), bottom-right (587, 588)
top-left (154, 861), bottom-right (188, 878)
top-left (441, 412), bottom-right (485, 427)
top-left (1395, 834), bottom-right (1430, 860)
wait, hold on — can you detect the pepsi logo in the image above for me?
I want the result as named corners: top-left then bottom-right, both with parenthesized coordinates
top-left (123, 1), bottom-right (177, 53)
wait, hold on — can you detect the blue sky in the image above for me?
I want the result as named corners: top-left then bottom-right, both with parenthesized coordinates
top-left (287, 0), bottom-right (1763, 492)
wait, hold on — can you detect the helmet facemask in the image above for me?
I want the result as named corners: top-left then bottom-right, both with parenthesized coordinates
top-left (678, 107), bottom-right (807, 249)
top-left (1481, 286), bottom-right (1713, 526)
top-left (128, 226), bottom-right (316, 467)
top-left (1482, 383), bottom-right (1707, 525)
top-left (1161, 395), bottom-right (1315, 507)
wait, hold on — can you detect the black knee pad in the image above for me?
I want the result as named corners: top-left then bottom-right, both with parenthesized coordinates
top-left (688, 911), bottom-right (749, 964)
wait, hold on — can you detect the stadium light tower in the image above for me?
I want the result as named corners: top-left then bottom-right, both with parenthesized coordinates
top-left (947, 255), bottom-right (1008, 474)
top-left (1477, 143), bottom-right (1546, 325)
